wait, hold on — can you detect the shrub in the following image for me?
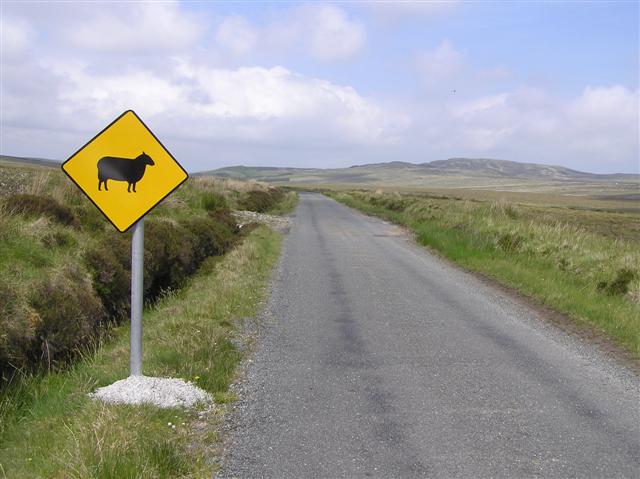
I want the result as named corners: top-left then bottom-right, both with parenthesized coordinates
top-left (201, 191), bottom-right (228, 214)
top-left (597, 268), bottom-right (638, 296)
top-left (85, 234), bottom-right (131, 319)
top-left (0, 284), bottom-right (37, 378)
top-left (208, 209), bottom-right (238, 231)
top-left (144, 220), bottom-right (196, 298)
top-left (384, 198), bottom-right (409, 211)
top-left (84, 214), bottom-right (240, 323)
top-left (237, 189), bottom-right (285, 213)
top-left (73, 204), bottom-right (107, 232)
top-left (29, 264), bottom-right (106, 370)
top-left (369, 195), bottom-right (409, 211)
top-left (42, 228), bottom-right (76, 248)
top-left (558, 257), bottom-right (571, 272)
top-left (496, 232), bottom-right (524, 252)
top-left (182, 217), bottom-right (236, 266)
top-left (4, 194), bottom-right (78, 227)
top-left (87, 221), bottom-right (197, 314)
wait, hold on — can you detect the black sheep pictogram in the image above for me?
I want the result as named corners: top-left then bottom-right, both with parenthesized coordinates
top-left (97, 152), bottom-right (155, 193)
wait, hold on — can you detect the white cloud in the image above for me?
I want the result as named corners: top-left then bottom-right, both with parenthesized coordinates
top-left (2, 57), bottom-right (407, 160)
top-left (62, 1), bottom-right (205, 53)
top-left (565, 86), bottom-right (639, 161)
top-left (478, 65), bottom-right (511, 82)
top-left (213, 5), bottom-right (366, 62)
top-left (171, 62), bottom-right (403, 144)
top-left (215, 15), bottom-right (258, 56)
top-left (411, 85), bottom-right (638, 171)
top-left (297, 4), bottom-right (366, 61)
top-left (415, 40), bottom-right (464, 86)
top-left (51, 63), bottom-right (187, 120)
top-left (569, 85), bottom-right (637, 128)
top-left (0, 16), bottom-right (34, 59)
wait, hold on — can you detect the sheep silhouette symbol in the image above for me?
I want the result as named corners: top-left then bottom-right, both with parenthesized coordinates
top-left (97, 152), bottom-right (155, 193)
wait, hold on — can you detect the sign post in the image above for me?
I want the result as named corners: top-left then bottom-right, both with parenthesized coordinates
top-left (62, 110), bottom-right (188, 377)
top-left (130, 219), bottom-right (144, 376)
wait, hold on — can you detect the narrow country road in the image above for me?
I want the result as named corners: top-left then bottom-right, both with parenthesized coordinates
top-left (218, 193), bottom-right (639, 478)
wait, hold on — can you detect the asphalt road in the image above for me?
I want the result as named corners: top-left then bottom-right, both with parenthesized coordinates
top-left (218, 193), bottom-right (639, 478)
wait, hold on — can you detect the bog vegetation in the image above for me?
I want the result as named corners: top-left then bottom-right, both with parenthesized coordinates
top-left (0, 159), bottom-right (294, 477)
top-left (0, 161), bottom-right (290, 381)
top-left (330, 190), bottom-right (640, 357)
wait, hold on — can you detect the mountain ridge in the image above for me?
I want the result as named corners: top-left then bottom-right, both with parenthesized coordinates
top-left (198, 158), bottom-right (639, 184)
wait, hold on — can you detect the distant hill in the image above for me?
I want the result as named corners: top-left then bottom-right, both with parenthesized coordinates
top-left (4, 154), bottom-right (636, 189)
top-left (198, 158), bottom-right (638, 187)
top-left (0, 155), bottom-right (60, 168)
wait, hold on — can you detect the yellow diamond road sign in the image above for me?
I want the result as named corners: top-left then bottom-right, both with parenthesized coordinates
top-left (62, 110), bottom-right (188, 232)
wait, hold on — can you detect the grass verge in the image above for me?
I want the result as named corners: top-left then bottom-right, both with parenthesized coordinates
top-left (329, 191), bottom-right (640, 359)
top-left (267, 190), bottom-right (299, 216)
top-left (0, 226), bottom-right (281, 478)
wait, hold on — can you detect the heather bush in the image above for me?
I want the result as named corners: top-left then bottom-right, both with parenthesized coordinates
top-left (238, 188), bottom-right (285, 213)
top-left (597, 268), bottom-right (638, 296)
top-left (369, 195), bottom-right (409, 211)
top-left (182, 216), bottom-right (237, 265)
top-left (144, 220), bottom-right (195, 298)
top-left (85, 233), bottom-right (131, 319)
top-left (4, 193), bottom-right (78, 227)
top-left (72, 203), bottom-right (107, 231)
top-left (84, 215), bottom-right (238, 323)
top-left (29, 264), bottom-right (106, 370)
top-left (0, 284), bottom-right (37, 378)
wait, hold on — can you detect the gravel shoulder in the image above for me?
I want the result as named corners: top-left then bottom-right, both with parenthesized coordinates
top-left (232, 210), bottom-right (291, 233)
top-left (217, 193), bottom-right (639, 479)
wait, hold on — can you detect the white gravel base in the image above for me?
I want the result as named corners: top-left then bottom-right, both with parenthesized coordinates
top-left (90, 375), bottom-right (212, 409)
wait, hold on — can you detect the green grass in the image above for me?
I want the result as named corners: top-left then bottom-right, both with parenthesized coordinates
top-left (330, 191), bottom-right (640, 358)
top-left (0, 226), bottom-right (282, 478)
top-left (267, 190), bottom-right (299, 215)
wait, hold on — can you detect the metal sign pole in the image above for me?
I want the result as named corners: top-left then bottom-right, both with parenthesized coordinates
top-left (130, 219), bottom-right (144, 376)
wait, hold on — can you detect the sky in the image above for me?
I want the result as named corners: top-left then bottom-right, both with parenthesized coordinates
top-left (1, 1), bottom-right (638, 174)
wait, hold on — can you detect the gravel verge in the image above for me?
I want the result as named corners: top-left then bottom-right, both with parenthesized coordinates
top-left (232, 210), bottom-right (291, 233)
